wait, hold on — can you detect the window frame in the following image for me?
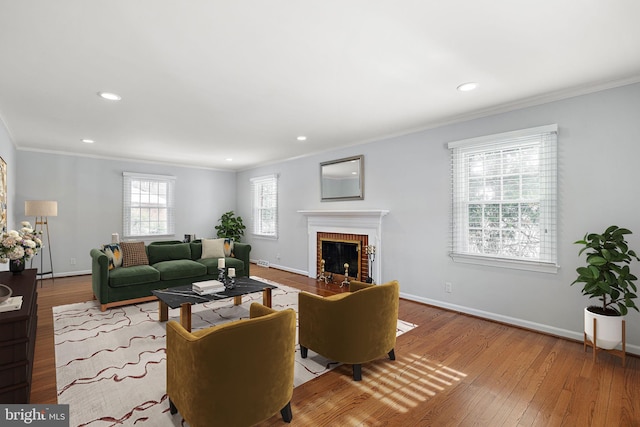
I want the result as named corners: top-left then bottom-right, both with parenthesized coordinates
top-left (448, 124), bottom-right (558, 273)
top-left (122, 172), bottom-right (176, 239)
top-left (251, 174), bottom-right (278, 239)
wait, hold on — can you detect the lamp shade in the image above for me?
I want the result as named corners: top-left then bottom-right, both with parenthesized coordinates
top-left (25, 200), bottom-right (58, 217)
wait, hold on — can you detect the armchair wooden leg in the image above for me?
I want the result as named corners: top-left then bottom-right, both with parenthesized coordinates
top-left (280, 401), bottom-right (293, 423)
top-left (388, 348), bottom-right (396, 360)
top-left (169, 398), bottom-right (178, 415)
top-left (300, 345), bottom-right (308, 358)
top-left (353, 364), bottom-right (362, 381)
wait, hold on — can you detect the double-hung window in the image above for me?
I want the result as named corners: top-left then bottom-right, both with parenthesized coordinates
top-left (251, 174), bottom-right (278, 239)
top-left (123, 172), bottom-right (175, 238)
top-left (448, 125), bottom-right (558, 272)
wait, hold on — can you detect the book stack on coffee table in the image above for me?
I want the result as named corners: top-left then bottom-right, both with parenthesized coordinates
top-left (192, 280), bottom-right (225, 295)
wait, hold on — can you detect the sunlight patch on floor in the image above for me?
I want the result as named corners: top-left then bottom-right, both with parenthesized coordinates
top-left (341, 352), bottom-right (468, 417)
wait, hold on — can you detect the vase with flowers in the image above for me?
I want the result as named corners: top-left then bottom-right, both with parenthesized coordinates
top-left (0, 221), bottom-right (43, 274)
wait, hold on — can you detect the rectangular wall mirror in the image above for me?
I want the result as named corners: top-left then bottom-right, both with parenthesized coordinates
top-left (320, 155), bottom-right (364, 201)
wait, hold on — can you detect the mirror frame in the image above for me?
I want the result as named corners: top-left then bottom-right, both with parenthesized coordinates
top-left (320, 155), bottom-right (364, 201)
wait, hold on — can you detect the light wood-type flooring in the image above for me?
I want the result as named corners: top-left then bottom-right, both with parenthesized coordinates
top-left (30, 266), bottom-right (640, 426)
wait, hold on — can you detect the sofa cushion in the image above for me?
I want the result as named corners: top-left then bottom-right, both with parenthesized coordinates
top-left (153, 259), bottom-right (207, 281)
top-left (102, 243), bottom-right (123, 270)
top-left (148, 243), bottom-right (191, 265)
top-left (120, 241), bottom-right (149, 267)
top-left (201, 238), bottom-right (225, 259)
top-left (109, 265), bottom-right (160, 287)
top-left (197, 257), bottom-right (244, 276)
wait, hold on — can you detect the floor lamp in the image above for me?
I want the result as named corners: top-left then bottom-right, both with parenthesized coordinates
top-left (25, 200), bottom-right (57, 286)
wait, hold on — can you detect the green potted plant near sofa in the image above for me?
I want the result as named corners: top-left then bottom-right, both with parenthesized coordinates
top-left (215, 211), bottom-right (246, 242)
top-left (572, 225), bottom-right (639, 349)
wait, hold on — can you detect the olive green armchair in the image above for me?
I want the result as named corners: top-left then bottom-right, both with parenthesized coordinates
top-left (298, 280), bottom-right (400, 381)
top-left (166, 303), bottom-right (296, 427)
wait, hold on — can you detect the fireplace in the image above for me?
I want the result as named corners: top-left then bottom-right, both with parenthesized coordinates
top-left (318, 232), bottom-right (368, 280)
top-left (299, 210), bottom-right (389, 283)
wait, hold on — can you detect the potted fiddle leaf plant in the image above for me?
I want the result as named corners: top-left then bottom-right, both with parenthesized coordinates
top-left (215, 211), bottom-right (246, 242)
top-left (571, 225), bottom-right (639, 349)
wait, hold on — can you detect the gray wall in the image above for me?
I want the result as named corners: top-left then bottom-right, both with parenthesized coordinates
top-left (14, 151), bottom-right (237, 275)
top-left (5, 82), bottom-right (640, 353)
top-left (238, 82), bottom-right (640, 354)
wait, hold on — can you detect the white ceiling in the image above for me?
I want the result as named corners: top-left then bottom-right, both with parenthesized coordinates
top-left (1, 1), bottom-right (639, 170)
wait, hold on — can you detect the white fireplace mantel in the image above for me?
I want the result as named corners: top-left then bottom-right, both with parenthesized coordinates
top-left (298, 209), bottom-right (389, 281)
top-left (298, 209), bottom-right (390, 218)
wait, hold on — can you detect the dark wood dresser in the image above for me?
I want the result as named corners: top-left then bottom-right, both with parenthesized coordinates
top-left (0, 269), bottom-right (37, 403)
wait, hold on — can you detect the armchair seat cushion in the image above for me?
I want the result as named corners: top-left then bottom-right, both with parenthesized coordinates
top-left (153, 259), bottom-right (207, 281)
top-left (108, 265), bottom-right (160, 287)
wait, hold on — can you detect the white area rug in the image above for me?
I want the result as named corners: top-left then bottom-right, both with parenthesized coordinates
top-left (54, 277), bottom-right (416, 426)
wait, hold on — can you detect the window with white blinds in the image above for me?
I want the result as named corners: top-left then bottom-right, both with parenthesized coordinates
top-left (251, 174), bottom-right (278, 239)
top-left (448, 125), bottom-right (558, 272)
top-left (123, 172), bottom-right (175, 238)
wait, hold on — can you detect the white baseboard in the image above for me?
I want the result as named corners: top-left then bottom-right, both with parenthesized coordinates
top-left (250, 260), bottom-right (307, 276)
top-left (52, 269), bottom-right (92, 278)
top-left (400, 291), bottom-right (640, 356)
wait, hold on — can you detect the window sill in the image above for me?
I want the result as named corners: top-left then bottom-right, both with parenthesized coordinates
top-left (251, 234), bottom-right (278, 240)
top-left (450, 253), bottom-right (559, 273)
top-left (122, 234), bottom-right (176, 241)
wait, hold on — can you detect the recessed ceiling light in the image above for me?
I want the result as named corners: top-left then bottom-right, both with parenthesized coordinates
top-left (225, 158), bottom-right (233, 162)
top-left (297, 136), bottom-right (307, 141)
top-left (457, 82), bottom-right (478, 92)
top-left (97, 91), bottom-right (122, 101)
top-left (81, 139), bottom-right (95, 144)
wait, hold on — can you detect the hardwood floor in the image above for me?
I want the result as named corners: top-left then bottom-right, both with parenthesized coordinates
top-left (31, 266), bottom-right (640, 426)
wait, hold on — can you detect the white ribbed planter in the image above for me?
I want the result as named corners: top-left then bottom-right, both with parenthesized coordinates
top-left (584, 307), bottom-right (624, 350)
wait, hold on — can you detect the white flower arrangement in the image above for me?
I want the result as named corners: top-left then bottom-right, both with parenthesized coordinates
top-left (0, 221), bottom-right (43, 265)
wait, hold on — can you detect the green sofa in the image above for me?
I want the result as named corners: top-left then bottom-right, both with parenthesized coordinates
top-left (90, 239), bottom-right (251, 311)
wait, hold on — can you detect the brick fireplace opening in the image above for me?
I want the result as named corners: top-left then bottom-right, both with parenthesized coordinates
top-left (317, 232), bottom-right (369, 281)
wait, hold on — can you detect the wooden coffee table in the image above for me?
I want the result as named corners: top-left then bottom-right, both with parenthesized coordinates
top-left (152, 277), bottom-right (277, 332)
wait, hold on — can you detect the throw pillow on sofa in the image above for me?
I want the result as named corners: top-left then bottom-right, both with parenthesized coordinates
top-left (102, 243), bottom-right (123, 270)
top-left (201, 238), bottom-right (226, 259)
top-left (223, 238), bottom-right (233, 257)
top-left (120, 241), bottom-right (149, 267)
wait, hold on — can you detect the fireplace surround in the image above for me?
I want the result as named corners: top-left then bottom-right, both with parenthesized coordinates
top-left (298, 210), bottom-right (389, 282)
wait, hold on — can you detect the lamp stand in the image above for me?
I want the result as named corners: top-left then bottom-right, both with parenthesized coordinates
top-left (31, 216), bottom-right (54, 287)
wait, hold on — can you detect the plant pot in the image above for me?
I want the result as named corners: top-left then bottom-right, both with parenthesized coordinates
top-left (584, 307), bottom-right (623, 350)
